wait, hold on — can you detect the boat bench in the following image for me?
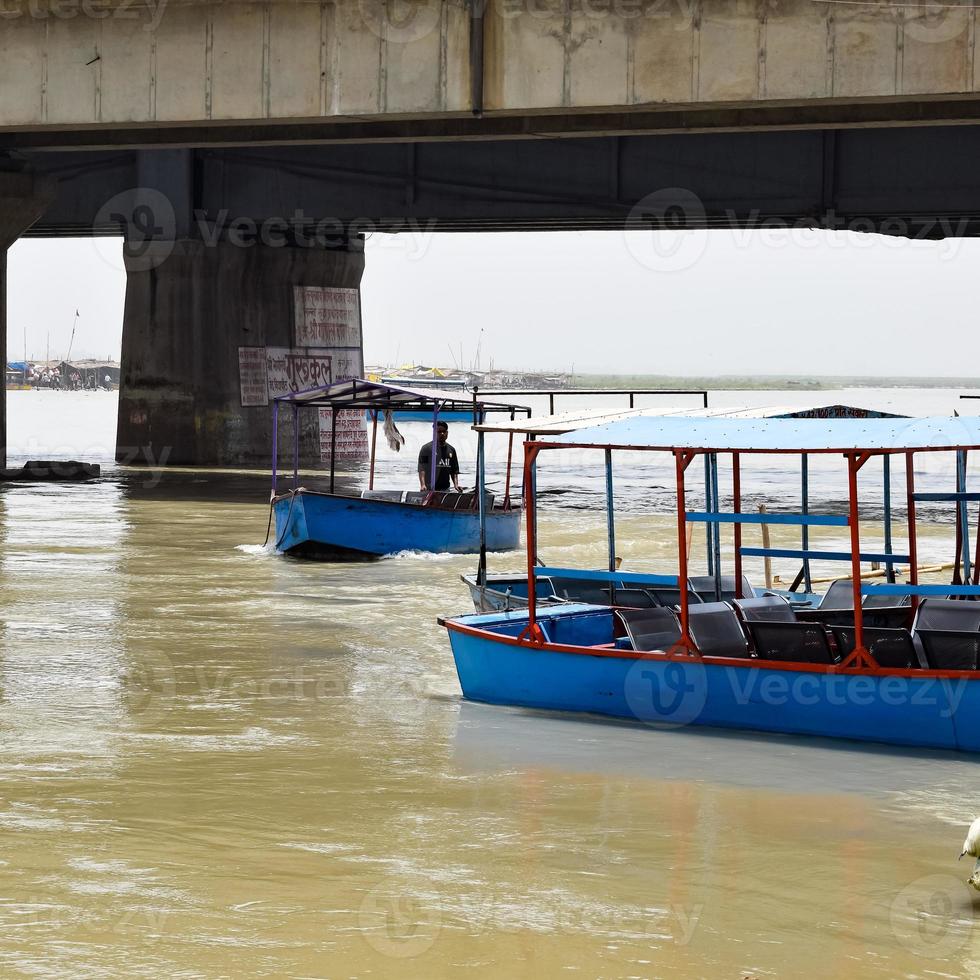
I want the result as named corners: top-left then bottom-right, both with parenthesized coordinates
top-left (910, 599), bottom-right (980, 670)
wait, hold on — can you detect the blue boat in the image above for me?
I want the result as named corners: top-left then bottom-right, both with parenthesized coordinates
top-left (270, 379), bottom-right (528, 560)
top-left (274, 488), bottom-right (522, 559)
top-left (441, 414), bottom-right (980, 752)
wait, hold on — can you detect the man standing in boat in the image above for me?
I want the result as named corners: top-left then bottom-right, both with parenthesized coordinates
top-left (418, 421), bottom-right (462, 492)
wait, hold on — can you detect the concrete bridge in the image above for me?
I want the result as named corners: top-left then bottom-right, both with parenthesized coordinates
top-left (3, 0), bottom-right (980, 466)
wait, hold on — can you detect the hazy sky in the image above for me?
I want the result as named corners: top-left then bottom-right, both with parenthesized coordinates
top-left (5, 228), bottom-right (974, 375)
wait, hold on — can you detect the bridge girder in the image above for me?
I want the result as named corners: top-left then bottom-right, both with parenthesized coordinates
top-left (16, 126), bottom-right (980, 240)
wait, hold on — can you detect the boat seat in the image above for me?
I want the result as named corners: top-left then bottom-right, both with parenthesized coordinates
top-left (732, 595), bottom-right (796, 623)
top-left (689, 575), bottom-right (757, 602)
top-left (863, 606), bottom-right (913, 629)
top-left (615, 607), bottom-right (683, 653)
top-left (915, 630), bottom-right (980, 670)
top-left (830, 626), bottom-right (918, 669)
top-left (453, 490), bottom-right (494, 511)
top-left (797, 607), bottom-right (856, 627)
top-left (612, 588), bottom-right (659, 608)
top-left (799, 605), bottom-right (912, 629)
top-left (863, 592), bottom-right (912, 609)
top-left (687, 602), bottom-right (751, 659)
top-left (913, 598), bottom-right (980, 632)
top-left (360, 489), bottom-right (405, 502)
top-left (549, 578), bottom-right (618, 605)
top-left (649, 586), bottom-right (703, 608)
top-left (817, 579), bottom-right (856, 610)
top-left (744, 621), bottom-right (839, 664)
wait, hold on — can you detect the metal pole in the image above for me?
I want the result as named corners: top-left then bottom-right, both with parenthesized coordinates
top-left (732, 452), bottom-right (743, 599)
top-left (525, 444), bottom-right (539, 633)
top-left (503, 432), bottom-right (514, 509)
top-left (675, 451), bottom-right (692, 652)
top-left (711, 452), bottom-right (722, 601)
top-left (292, 404), bottom-right (299, 491)
top-left (271, 400), bottom-right (279, 496)
top-left (959, 450), bottom-right (972, 583)
top-left (704, 454), bottom-right (713, 576)
top-left (429, 401), bottom-right (441, 491)
top-left (548, 392), bottom-right (555, 415)
top-left (974, 499), bottom-right (980, 587)
top-left (847, 454), bottom-right (866, 661)
top-left (883, 454), bottom-right (894, 583)
top-left (529, 437), bottom-right (539, 565)
top-left (906, 451), bottom-right (920, 615)
top-left (477, 430), bottom-right (487, 589)
top-left (369, 410), bottom-right (378, 490)
top-left (605, 449), bottom-right (616, 602)
top-left (329, 409), bottom-right (337, 494)
top-left (801, 454), bottom-right (812, 593)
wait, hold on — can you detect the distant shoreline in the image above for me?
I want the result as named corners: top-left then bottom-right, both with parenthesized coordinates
top-left (566, 375), bottom-right (980, 391)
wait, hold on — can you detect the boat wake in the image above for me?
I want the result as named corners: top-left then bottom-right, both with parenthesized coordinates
top-left (381, 549), bottom-right (456, 562)
top-left (235, 543), bottom-right (277, 557)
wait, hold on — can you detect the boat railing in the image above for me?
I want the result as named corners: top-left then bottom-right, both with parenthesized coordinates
top-left (532, 566), bottom-right (681, 587)
top-left (474, 387), bottom-right (709, 416)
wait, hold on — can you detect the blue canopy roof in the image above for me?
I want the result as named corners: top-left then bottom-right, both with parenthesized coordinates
top-left (546, 415), bottom-right (980, 454)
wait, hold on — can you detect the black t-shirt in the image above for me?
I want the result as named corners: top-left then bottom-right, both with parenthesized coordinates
top-left (418, 440), bottom-right (459, 491)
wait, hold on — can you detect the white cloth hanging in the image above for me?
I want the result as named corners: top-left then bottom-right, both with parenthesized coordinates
top-left (383, 410), bottom-right (405, 452)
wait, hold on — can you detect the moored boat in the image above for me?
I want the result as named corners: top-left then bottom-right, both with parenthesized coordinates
top-left (270, 379), bottom-right (528, 559)
top-left (441, 414), bottom-right (980, 752)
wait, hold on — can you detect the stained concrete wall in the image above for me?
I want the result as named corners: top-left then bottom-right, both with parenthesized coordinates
top-left (0, 169), bottom-right (56, 468)
top-left (1, 0), bottom-right (978, 135)
top-left (116, 239), bottom-right (364, 466)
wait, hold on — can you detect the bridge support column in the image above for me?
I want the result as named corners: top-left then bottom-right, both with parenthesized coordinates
top-left (0, 167), bottom-right (56, 469)
top-left (116, 239), bottom-right (364, 467)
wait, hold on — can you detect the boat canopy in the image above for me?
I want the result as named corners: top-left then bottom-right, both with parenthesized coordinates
top-left (545, 415), bottom-right (980, 454)
top-left (274, 378), bottom-right (526, 416)
top-left (475, 403), bottom-right (906, 437)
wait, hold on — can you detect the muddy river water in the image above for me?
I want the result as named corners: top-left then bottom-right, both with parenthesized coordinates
top-left (2, 388), bottom-right (980, 977)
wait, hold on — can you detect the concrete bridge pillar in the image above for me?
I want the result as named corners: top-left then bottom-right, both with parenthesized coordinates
top-left (0, 166), bottom-right (56, 469)
top-left (116, 238), bottom-right (365, 467)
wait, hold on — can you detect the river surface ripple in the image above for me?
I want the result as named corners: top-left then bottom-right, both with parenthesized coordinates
top-left (2, 388), bottom-right (980, 977)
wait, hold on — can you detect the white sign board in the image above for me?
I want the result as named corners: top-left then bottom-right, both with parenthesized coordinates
top-left (318, 408), bottom-right (369, 461)
top-left (238, 346), bottom-right (269, 406)
top-left (294, 286), bottom-right (361, 348)
top-left (266, 347), bottom-right (364, 399)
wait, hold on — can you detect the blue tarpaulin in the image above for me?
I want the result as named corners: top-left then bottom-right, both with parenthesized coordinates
top-left (548, 415), bottom-right (980, 454)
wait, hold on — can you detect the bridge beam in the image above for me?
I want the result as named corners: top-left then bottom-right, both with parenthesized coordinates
top-left (0, 166), bottom-right (55, 469)
top-left (116, 237), bottom-right (364, 467)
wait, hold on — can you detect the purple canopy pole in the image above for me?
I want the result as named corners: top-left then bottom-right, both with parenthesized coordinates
top-left (430, 401), bottom-right (442, 492)
top-left (292, 404), bottom-right (299, 490)
top-left (271, 400), bottom-right (279, 496)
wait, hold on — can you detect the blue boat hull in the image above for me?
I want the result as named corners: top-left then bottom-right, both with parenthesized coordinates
top-left (444, 606), bottom-right (980, 752)
top-left (274, 490), bottom-right (521, 559)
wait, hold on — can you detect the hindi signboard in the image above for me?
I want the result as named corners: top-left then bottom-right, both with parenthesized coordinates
top-left (318, 408), bottom-right (369, 461)
top-left (238, 346), bottom-right (269, 407)
top-left (265, 347), bottom-right (364, 400)
top-left (294, 286), bottom-right (361, 349)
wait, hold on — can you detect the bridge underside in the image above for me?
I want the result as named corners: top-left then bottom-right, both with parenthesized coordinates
top-left (16, 124), bottom-right (980, 238)
top-left (4, 121), bottom-right (980, 469)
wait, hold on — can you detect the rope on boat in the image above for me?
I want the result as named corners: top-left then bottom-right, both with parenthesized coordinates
top-left (263, 489), bottom-right (300, 552)
top-left (261, 496), bottom-right (274, 548)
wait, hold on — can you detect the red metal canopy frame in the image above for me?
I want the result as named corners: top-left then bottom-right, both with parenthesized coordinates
top-left (519, 438), bottom-right (974, 671)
